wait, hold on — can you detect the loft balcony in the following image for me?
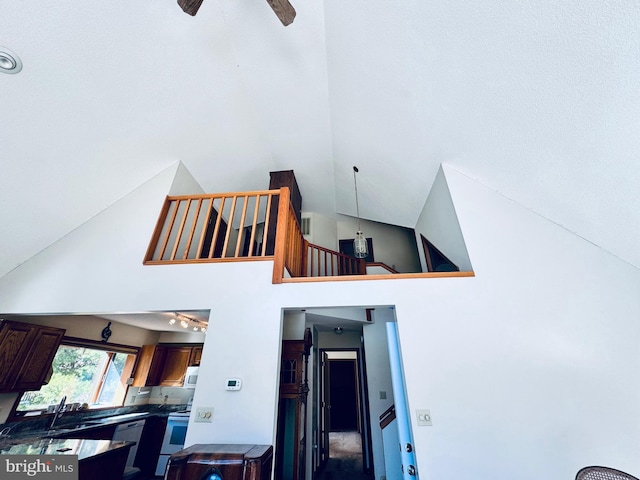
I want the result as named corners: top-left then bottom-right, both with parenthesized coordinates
top-left (143, 187), bottom-right (474, 283)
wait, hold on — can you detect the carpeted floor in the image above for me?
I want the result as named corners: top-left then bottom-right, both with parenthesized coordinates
top-left (314, 432), bottom-right (373, 480)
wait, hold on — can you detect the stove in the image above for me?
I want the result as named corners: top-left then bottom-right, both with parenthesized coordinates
top-left (155, 410), bottom-right (191, 476)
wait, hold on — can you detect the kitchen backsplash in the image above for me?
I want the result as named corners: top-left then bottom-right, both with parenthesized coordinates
top-left (125, 386), bottom-right (195, 406)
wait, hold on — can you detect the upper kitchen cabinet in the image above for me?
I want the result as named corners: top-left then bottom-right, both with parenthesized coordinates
top-left (0, 320), bottom-right (66, 392)
top-left (189, 346), bottom-right (202, 366)
top-left (132, 344), bottom-right (203, 387)
top-left (158, 347), bottom-right (192, 387)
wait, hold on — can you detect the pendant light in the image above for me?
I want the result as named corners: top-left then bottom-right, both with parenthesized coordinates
top-left (352, 166), bottom-right (369, 259)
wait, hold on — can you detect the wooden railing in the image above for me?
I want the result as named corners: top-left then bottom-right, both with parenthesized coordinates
top-left (144, 189), bottom-right (280, 264)
top-left (306, 243), bottom-right (365, 277)
top-left (144, 187), bottom-right (474, 283)
top-left (271, 188), bottom-right (366, 282)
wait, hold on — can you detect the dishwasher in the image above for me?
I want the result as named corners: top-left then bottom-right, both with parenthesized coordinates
top-left (112, 419), bottom-right (146, 472)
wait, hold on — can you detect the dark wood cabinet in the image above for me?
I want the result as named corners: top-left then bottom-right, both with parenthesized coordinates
top-left (0, 320), bottom-right (65, 392)
top-left (275, 329), bottom-right (312, 480)
top-left (132, 344), bottom-right (202, 387)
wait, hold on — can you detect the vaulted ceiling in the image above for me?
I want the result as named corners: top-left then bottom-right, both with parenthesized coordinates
top-left (1, 0), bottom-right (639, 278)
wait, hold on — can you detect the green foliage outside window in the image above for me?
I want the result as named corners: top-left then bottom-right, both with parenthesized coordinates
top-left (17, 345), bottom-right (133, 411)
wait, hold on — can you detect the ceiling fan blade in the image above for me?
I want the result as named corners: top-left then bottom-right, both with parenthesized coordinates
top-left (265, 0), bottom-right (296, 26)
top-left (178, 0), bottom-right (205, 16)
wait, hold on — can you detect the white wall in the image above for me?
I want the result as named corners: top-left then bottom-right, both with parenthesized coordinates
top-left (337, 217), bottom-right (422, 273)
top-left (301, 211), bottom-right (338, 250)
top-left (0, 164), bottom-right (639, 479)
top-left (415, 164), bottom-right (473, 272)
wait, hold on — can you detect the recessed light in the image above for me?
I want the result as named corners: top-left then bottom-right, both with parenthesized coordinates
top-left (0, 47), bottom-right (23, 75)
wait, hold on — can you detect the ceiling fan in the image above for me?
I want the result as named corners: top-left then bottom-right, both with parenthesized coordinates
top-left (177, 0), bottom-right (296, 26)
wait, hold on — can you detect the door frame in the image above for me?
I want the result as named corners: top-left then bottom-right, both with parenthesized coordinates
top-left (317, 347), bottom-right (373, 475)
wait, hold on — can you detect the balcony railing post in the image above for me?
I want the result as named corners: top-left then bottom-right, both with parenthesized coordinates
top-left (272, 187), bottom-right (290, 284)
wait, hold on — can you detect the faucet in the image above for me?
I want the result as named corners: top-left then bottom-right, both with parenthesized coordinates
top-left (49, 395), bottom-right (67, 430)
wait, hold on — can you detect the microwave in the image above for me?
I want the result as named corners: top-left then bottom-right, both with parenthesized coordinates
top-left (182, 366), bottom-right (199, 388)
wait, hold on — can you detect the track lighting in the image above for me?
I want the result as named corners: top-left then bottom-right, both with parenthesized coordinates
top-left (170, 313), bottom-right (209, 333)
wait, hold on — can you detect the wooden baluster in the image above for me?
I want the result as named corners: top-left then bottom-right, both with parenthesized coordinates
top-left (183, 198), bottom-right (203, 260)
top-left (171, 198), bottom-right (192, 261)
top-left (234, 195), bottom-right (249, 258)
top-left (159, 199), bottom-right (181, 261)
top-left (144, 197), bottom-right (172, 262)
top-left (221, 196), bottom-right (237, 258)
top-left (262, 194), bottom-right (273, 257)
top-left (247, 195), bottom-right (261, 257)
top-left (208, 196), bottom-right (226, 259)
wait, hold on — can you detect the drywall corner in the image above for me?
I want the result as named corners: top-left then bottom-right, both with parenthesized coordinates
top-left (169, 161), bottom-right (206, 195)
top-left (414, 164), bottom-right (473, 272)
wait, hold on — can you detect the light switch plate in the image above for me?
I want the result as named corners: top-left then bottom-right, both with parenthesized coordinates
top-left (416, 409), bottom-right (432, 426)
top-left (195, 407), bottom-right (214, 423)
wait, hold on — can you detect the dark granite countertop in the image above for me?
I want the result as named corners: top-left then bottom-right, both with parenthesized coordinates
top-left (0, 438), bottom-right (134, 461)
top-left (0, 405), bottom-right (188, 449)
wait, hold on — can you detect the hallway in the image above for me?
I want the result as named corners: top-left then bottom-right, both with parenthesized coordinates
top-left (315, 432), bottom-right (373, 480)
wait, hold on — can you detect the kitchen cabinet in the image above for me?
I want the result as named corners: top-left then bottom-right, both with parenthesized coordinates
top-left (132, 344), bottom-right (202, 387)
top-left (158, 347), bottom-right (192, 387)
top-left (189, 346), bottom-right (203, 366)
top-left (0, 320), bottom-right (65, 392)
top-left (131, 345), bottom-right (165, 387)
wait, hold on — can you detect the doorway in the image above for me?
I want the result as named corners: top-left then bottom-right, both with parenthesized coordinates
top-left (317, 349), bottom-right (372, 480)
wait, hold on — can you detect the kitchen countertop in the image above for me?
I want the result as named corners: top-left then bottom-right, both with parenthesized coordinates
top-left (0, 411), bottom-right (165, 449)
top-left (0, 438), bottom-right (134, 461)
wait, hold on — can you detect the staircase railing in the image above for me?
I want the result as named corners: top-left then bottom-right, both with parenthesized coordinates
top-left (144, 187), bottom-right (474, 283)
top-left (144, 189), bottom-right (279, 264)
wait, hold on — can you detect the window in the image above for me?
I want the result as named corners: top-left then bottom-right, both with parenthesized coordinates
top-left (421, 234), bottom-right (459, 272)
top-left (17, 339), bottom-right (137, 412)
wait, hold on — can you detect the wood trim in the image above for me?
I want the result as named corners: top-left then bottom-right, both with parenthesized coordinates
top-left (272, 187), bottom-right (290, 284)
top-left (166, 189), bottom-right (280, 200)
top-left (379, 404), bottom-right (396, 429)
top-left (144, 256), bottom-right (274, 266)
top-left (62, 337), bottom-right (140, 355)
top-left (279, 270), bottom-right (475, 283)
top-left (366, 262), bottom-right (398, 274)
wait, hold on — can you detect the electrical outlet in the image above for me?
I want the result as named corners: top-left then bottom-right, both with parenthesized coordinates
top-left (416, 409), bottom-right (432, 426)
top-left (195, 407), bottom-right (214, 423)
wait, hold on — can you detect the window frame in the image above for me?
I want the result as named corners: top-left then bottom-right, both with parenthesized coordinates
top-left (10, 337), bottom-right (140, 421)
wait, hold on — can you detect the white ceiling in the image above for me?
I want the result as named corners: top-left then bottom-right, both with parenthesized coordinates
top-left (1, 0), bottom-right (639, 278)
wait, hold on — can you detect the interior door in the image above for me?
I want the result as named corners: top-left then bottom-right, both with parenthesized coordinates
top-left (320, 351), bottom-right (330, 466)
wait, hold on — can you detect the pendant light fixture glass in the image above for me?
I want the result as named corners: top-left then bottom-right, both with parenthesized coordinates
top-left (352, 166), bottom-right (369, 259)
